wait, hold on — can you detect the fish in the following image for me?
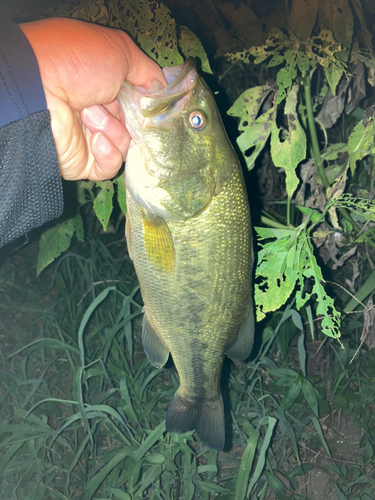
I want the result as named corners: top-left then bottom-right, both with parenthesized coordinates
top-left (118, 57), bottom-right (254, 452)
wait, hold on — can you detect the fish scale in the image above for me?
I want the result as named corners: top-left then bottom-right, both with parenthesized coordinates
top-left (118, 57), bottom-right (254, 451)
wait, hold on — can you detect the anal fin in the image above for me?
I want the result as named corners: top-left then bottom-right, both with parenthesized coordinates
top-left (142, 309), bottom-right (170, 368)
top-left (226, 303), bottom-right (255, 363)
top-left (142, 214), bottom-right (175, 273)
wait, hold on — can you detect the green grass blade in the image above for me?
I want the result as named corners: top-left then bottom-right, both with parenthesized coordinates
top-left (77, 286), bottom-right (116, 367)
top-left (297, 332), bottom-right (306, 377)
top-left (132, 422), bottom-right (166, 462)
top-left (265, 471), bottom-right (290, 500)
top-left (311, 416), bottom-right (332, 458)
top-left (235, 426), bottom-right (259, 500)
top-left (247, 417), bottom-right (277, 496)
top-left (85, 448), bottom-right (135, 500)
top-left (301, 378), bottom-right (319, 417)
top-left (343, 270), bottom-right (375, 313)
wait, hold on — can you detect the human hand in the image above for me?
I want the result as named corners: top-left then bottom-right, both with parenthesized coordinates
top-left (20, 18), bottom-right (166, 181)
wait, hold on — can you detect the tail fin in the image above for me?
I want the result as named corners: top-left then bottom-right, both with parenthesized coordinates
top-left (165, 392), bottom-right (225, 452)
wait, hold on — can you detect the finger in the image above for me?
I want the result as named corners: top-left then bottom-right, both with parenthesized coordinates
top-left (81, 104), bottom-right (130, 159)
top-left (90, 131), bottom-right (124, 181)
top-left (122, 35), bottom-right (167, 89)
top-left (103, 100), bottom-right (120, 116)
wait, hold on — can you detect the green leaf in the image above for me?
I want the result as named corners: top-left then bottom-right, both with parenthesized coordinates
top-left (265, 471), bottom-right (290, 500)
top-left (305, 30), bottom-right (345, 67)
top-left (86, 449), bottom-right (135, 499)
top-left (115, 172), bottom-right (127, 216)
top-left (301, 378), bottom-right (319, 416)
top-left (140, 464), bottom-right (162, 492)
top-left (254, 227), bottom-right (301, 321)
top-left (77, 286), bottom-right (116, 367)
top-left (235, 427), bottom-right (259, 500)
top-left (195, 480), bottom-right (230, 493)
top-left (268, 54), bottom-right (285, 67)
top-left (311, 416), bottom-right (332, 458)
top-left (365, 441), bottom-right (374, 461)
top-left (132, 422), bottom-right (166, 462)
top-left (93, 180), bottom-right (114, 231)
top-left (227, 86), bottom-right (275, 171)
top-left (297, 332), bottom-right (306, 376)
top-left (276, 65), bottom-right (297, 103)
top-left (109, 488), bottom-right (131, 500)
top-left (295, 230), bottom-right (341, 339)
top-left (37, 214), bottom-right (84, 275)
top-left (118, 0), bottom-right (183, 67)
top-left (268, 368), bottom-right (301, 382)
top-left (334, 483), bottom-right (349, 500)
top-left (270, 84), bottom-right (307, 197)
top-left (343, 270), bottom-right (375, 313)
top-left (347, 118), bottom-right (375, 175)
top-left (321, 142), bottom-right (347, 161)
top-left (281, 379), bottom-right (302, 411)
top-left (247, 417), bottom-right (277, 495)
top-left (197, 464), bottom-right (217, 474)
top-left (333, 394), bottom-right (349, 410)
top-left (178, 26), bottom-right (212, 73)
top-left (296, 51), bottom-right (312, 76)
top-left (325, 62), bottom-right (345, 95)
top-left (255, 216), bottom-right (340, 339)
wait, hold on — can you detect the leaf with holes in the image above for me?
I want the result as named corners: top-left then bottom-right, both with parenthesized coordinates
top-left (228, 86), bottom-right (276, 170)
top-left (254, 227), bottom-right (301, 321)
top-left (270, 84), bottom-right (307, 197)
top-left (296, 231), bottom-right (341, 339)
top-left (179, 26), bottom-right (212, 73)
top-left (118, 0), bottom-right (183, 67)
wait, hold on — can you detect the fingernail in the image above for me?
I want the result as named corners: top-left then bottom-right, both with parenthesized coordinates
top-left (93, 132), bottom-right (111, 154)
top-left (83, 105), bottom-right (108, 128)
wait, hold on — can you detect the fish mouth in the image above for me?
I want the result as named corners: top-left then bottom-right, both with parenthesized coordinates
top-left (139, 57), bottom-right (197, 118)
top-left (118, 57), bottom-right (198, 137)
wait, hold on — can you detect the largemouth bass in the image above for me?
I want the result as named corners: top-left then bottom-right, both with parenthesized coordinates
top-left (118, 57), bottom-right (254, 451)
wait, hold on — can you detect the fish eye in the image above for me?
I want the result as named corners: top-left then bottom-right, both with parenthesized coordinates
top-left (189, 111), bottom-right (206, 130)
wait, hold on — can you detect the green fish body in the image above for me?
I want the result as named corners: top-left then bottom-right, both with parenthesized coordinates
top-left (118, 58), bottom-right (254, 451)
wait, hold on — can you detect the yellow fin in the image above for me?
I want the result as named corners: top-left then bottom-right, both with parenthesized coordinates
top-left (142, 215), bottom-right (175, 273)
top-left (125, 216), bottom-right (133, 260)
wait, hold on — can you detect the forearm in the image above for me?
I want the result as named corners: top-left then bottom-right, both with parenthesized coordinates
top-left (0, 19), bottom-right (63, 248)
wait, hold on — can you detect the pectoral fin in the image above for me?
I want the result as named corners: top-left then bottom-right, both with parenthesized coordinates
top-left (226, 303), bottom-right (255, 363)
top-left (142, 309), bottom-right (170, 368)
top-left (143, 214), bottom-right (175, 273)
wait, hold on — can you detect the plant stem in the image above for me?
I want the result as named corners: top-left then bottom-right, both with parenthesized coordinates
top-left (304, 73), bottom-right (329, 189)
top-left (261, 215), bottom-right (294, 230)
top-left (370, 156), bottom-right (375, 192)
top-left (287, 194), bottom-right (291, 227)
top-left (304, 71), bottom-right (360, 233)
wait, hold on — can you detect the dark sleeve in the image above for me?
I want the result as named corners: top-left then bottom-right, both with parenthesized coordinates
top-left (0, 19), bottom-right (63, 248)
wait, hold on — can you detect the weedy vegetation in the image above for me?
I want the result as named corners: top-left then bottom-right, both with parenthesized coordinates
top-left (2, 0), bottom-right (375, 498)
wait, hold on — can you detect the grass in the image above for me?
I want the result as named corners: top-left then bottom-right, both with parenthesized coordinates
top-left (1, 235), bottom-right (375, 499)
